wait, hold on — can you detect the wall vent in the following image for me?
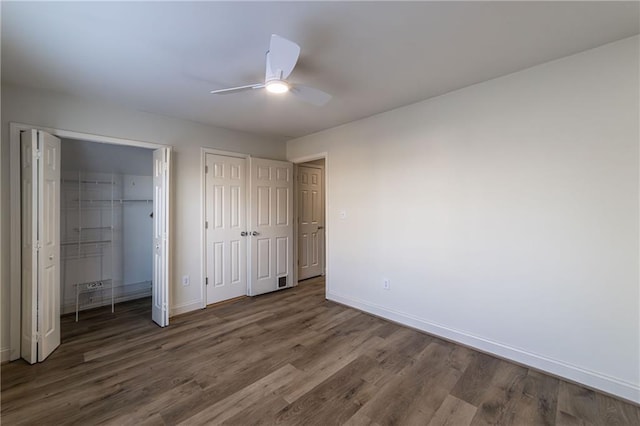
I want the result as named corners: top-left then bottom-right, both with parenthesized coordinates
top-left (278, 276), bottom-right (287, 288)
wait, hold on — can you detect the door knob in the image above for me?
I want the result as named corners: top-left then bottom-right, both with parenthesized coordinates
top-left (49, 254), bottom-right (54, 260)
top-left (241, 231), bottom-right (248, 237)
top-left (317, 226), bottom-right (325, 230)
top-left (251, 231), bottom-right (260, 236)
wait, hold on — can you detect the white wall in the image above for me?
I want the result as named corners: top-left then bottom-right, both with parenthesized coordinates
top-left (121, 174), bottom-right (153, 288)
top-left (62, 138), bottom-right (154, 175)
top-left (287, 36), bottom-right (640, 403)
top-left (1, 84), bottom-right (285, 358)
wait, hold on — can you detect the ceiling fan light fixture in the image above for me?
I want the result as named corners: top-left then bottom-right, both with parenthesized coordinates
top-left (266, 80), bottom-right (290, 94)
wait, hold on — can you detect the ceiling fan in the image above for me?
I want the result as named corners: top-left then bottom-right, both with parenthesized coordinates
top-left (210, 34), bottom-right (332, 106)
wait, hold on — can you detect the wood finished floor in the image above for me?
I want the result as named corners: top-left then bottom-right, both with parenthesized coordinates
top-left (2, 277), bottom-right (639, 425)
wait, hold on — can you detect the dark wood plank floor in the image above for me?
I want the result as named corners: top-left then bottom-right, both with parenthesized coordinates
top-left (2, 277), bottom-right (639, 425)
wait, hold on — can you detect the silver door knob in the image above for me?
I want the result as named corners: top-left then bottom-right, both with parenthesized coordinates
top-left (241, 231), bottom-right (248, 237)
top-left (251, 231), bottom-right (260, 236)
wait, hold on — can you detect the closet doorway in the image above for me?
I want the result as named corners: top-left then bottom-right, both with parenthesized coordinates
top-left (60, 138), bottom-right (155, 322)
top-left (9, 124), bottom-right (171, 363)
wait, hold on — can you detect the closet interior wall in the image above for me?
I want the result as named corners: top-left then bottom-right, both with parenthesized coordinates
top-left (60, 139), bottom-right (153, 315)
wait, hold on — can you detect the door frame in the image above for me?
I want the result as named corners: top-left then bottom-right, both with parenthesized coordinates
top-left (200, 148), bottom-right (249, 309)
top-left (289, 153), bottom-right (329, 291)
top-left (8, 122), bottom-right (172, 361)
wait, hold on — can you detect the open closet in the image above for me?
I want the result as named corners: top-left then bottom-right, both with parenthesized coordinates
top-left (14, 127), bottom-right (170, 364)
top-left (60, 139), bottom-right (154, 320)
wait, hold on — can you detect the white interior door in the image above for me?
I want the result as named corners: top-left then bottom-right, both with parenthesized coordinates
top-left (205, 154), bottom-right (247, 304)
top-left (38, 131), bottom-right (61, 361)
top-left (21, 130), bottom-right (38, 364)
top-left (152, 147), bottom-right (171, 327)
top-left (249, 158), bottom-right (293, 296)
top-left (297, 165), bottom-right (325, 280)
top-left (21, 129), bottom-right (61, 363)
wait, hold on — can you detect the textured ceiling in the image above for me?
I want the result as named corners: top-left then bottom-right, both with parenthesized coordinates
top-left (2, 1), bottom-right (638, 139)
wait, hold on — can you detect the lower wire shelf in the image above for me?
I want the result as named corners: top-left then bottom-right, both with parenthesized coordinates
top-left (74, 279), bottom-right (114, 322)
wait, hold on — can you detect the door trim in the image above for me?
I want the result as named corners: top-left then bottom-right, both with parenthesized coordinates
top-left (8, 122), bottom-right (172, 361)
top-left (289, 153), bottom-right (329, 291)
top-left (200, 148), bottom-right (249, 309)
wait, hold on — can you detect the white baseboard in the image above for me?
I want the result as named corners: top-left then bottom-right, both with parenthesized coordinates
top-left (327, 291), bottom-right (640, 405)
top-left (170, 299), bottom-right (203, 317)
top-left (1, 347), bottom-right (11, 363)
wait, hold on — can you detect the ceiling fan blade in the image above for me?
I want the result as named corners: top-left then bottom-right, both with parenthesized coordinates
top-left (210, 83), bottom-right (264, 95)
top-left (266, 34), bottom-right (300, 80)
top-left (290, 84), bottom-right (332, 106)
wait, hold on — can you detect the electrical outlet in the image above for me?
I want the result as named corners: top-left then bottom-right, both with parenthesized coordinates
top-left (182, 275), bottom-right (190, 286)
top-left (383, 279), bottom-right (390, 290)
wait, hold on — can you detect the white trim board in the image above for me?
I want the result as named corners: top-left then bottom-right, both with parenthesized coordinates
top-left (8, 122), bottom-right (171, 361)
top-left (327, 291), bottom-right (640, 405)
top-left (1, 348), bottom-right (11, 364)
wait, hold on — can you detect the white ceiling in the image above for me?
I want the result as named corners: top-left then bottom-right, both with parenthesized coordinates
top-left (2, 2), bottom-right (638, 139)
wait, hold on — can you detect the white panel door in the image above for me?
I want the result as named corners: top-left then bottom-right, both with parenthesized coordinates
top-left (297, 166), bottom-right (324, 280)
top-left (38, 131), bottom-right (61, 361)
top-left (20, 130), bottom-right (38, 364)
top-left (205, 154), bottom-right (247, 304)
top-left (152, 147), bottom-right (171, 327)
top-left (21, 129), bottom-right (61, 363)
top-left (249, 158), bottom-right (293, 296)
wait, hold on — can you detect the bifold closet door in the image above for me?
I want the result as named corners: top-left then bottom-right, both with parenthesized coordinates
top-left (204, 154), bottom-right (247, 304)
top-left (248, 158), bottom-right (293, 296)
top-left (152, 147), bottom-right (171, 327)
top-left (21, 129), bottom-right (61, 363)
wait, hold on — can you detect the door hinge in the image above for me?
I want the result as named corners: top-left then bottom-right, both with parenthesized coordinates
top-left (205, 165), bottom-right (209, 174)
top-left (34, 333), bottom-right (41, 343)
top-left (34, 149), bottom-right (42, 160)
top-left (206, 277), bottom-right (209, 286)
top-left (205, 221), bottom-right (208, 229)
top-left (35, 241), bottom-right (42, 251)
